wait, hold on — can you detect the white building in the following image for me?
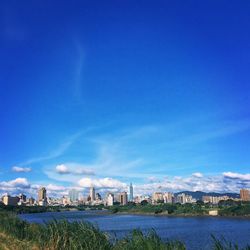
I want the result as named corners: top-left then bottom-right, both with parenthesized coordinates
top-left (90, 187), bottom-right (95, 202)
top-left (106, 193), bottom-right (114, 206)
top-left (163, 192), bottom-right (174, 203)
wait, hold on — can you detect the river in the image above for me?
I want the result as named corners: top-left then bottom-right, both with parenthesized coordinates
top-left (19, 210), bottom-right (250, 250)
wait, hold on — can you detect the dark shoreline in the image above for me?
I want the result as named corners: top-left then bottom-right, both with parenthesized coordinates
top-left (18, 209), bottom-right (250, 220)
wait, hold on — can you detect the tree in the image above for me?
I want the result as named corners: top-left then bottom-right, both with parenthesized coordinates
top-left (140, 200), bottom-right (148, 206)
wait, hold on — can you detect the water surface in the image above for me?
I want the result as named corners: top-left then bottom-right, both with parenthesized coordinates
top-left (19, 211), bottom-right (250, 250)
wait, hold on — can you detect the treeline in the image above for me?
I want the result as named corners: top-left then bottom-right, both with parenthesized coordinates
top-left (219, 204), bottom-right (250, 216)
top-left (109, 201), bottom-right (250, 216)
top-left (0, 203), bottom-right (62, 214)
top-left (109, 202), bottom-right (205, 215)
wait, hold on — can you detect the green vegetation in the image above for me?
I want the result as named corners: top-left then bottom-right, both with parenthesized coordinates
top-left (109, 202), bottom-right (207, 215)
top-left (212, 235), bottom-right (250, 250)
top-left (219, 204), bottom-right (250, 216)
top-left (0, 203), bottom-right (105, 214)
top-left (113, 230), bottom-right (185, 250)
top-left (108, 201), bottom-right (250, 217)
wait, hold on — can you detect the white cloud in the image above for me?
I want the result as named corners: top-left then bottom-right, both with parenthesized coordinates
top-left (0, 178), bottom-right (30, 192)
top-left (12, 166), bottom-right (31, 173)
top-left (46, 184), bottom-right (67, 191)
top-left (55, 163), bottom-right (95, 175)
top-left (192, 172), bottom-right (203, 178)
top-left (78, 177), bottom-right (126, 189)
top-left (133, 172), bottom-right (250, 195)
top-left (56, 164), bottom-right (70, 174)
top-left (223, 172), bottom-right (250, 181)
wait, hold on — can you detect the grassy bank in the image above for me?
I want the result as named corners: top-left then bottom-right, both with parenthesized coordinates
top-left (0, 212), bottom-right (250, 250)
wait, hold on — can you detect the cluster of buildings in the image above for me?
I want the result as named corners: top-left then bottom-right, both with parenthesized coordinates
top-left (1, 185), bottom-right (249, 207)
top-left (202, 195), bottom-right (232, 204)
top-left (0, 183), bottom-right (134, 207)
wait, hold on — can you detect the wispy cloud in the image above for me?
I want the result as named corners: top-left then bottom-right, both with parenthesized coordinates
top-left (20, 132), bottom-right (82, 166)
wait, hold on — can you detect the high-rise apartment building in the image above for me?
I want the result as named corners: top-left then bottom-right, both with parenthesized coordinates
top-left (106, 193), bottom-right (114, 206)
top-left (69, 189), bottom-right (79, 202)
top-left (163, 192), bottom-right (174, 203)
top-left (152, 192), bottom-right (163, 203)
top-left (129, 183), bottom-right (133, 202)
top-left (119, 192), bottom-right (128, 205)
top-left (240, 189), bottom-right (250, 201)
top-left (2, 195), bottom-right (19, 206)
top-left (38, 187), bottom-right (47, 206)
top-left (90, 186), bottom-right (95, 201)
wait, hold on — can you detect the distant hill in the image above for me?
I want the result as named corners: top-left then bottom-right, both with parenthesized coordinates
top-left (174, 191), bottom-right (240, 200)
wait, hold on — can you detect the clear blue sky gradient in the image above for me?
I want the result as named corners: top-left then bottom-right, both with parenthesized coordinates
top-left (1, 1), bottom-right (250, 195)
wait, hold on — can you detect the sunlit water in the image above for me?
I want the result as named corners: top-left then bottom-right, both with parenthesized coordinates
top-left (19, 211), bottom-right (250, 250)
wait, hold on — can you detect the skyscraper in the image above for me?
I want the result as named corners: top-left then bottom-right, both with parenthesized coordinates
top-left (129, 183), bottom-right (133, 202)
top-left (90, 186), bottom-right (95, 202)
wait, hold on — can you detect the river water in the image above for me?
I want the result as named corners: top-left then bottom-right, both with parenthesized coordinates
top-left (19, 210), bottom-right (250, 250)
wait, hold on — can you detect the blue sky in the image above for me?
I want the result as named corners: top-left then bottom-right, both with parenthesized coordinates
top-left (1, 1), bottom-right (250, 197)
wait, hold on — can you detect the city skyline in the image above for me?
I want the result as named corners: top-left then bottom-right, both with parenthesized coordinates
top-left (1, 1), bottom-right (250, 197)
top-left (2, 184), bottom-right (248, 207)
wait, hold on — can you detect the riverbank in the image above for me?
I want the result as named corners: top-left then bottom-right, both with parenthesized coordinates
top-left (114, 211), bottom-right (250, 219)
top-left (1, 202), bottom-right (250, 218)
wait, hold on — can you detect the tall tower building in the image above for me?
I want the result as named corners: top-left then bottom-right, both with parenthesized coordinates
top-left (129, 183), bottom-right (133, 202)
top-left (90, 186), bottom-right (95, 202)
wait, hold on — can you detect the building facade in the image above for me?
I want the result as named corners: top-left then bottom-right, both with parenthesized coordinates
top-left (90, 187), bottom-right (95, 202)
top-left (240, 189), bottom-right (250, 201)
top-left (2, 195), bottom-right (19, 206)
top-left (152, 192), bottom-right (163, 203)
top-left (38, 187), bottom-right (47, 206)
top-left (119, 192), bottom-right (128, 205)
top-left (106, 193), bottom-right (114, 206)
top-left (129, 183), bottom-right (133, 202)
top-left (69, 189), bottom-right (79, 202)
